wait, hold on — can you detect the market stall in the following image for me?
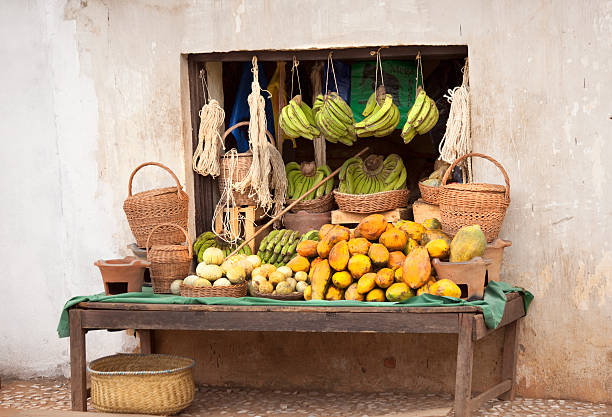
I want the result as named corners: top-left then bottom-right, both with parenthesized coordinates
top-left (59, 46), bottom-right (533, 417)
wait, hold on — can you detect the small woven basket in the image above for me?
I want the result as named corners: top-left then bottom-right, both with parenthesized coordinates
top-left (87, 353), bottom-right (195, 415)
top-left (180, 281), bottom-right (247, 298)
top-left (123, 162), bottom-right (189, 248)
top-left (147, 223), bottom-right (193, 294)
top-left (219, 121), bottom-right (274, 206)
top-left (438, 153), bottom-right (510, 242)
top-left (418, 179), bottom-right (440, 204)
top-left (333, 188), bottom-right (410, 213)
top-left (287, 191), bottom-right (334, 213)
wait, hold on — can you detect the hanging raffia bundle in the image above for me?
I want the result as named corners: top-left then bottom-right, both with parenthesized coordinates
top-left (234, 56), bottom-right (287, 217)
top-left (439, 58), bottom-right (472, 180)
top-left (192, 71), bottom-right (225, 177)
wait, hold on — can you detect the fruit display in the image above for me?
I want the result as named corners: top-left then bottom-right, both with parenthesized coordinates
top-left (256, 229), bottom-right (320, 268)
top-left (193, 232), bottom-right (252, 263)
top-left (177, 253), bottom-right (262, 293)
top-left (285, 161), bottom-right (333, 200)
top-left (283, 215), bottom-right (480, 302)
top-left (401, 88), bottom-right (439, 144)
top-left (355, 87), bottom-right (400, 138)
top-left (249, 263), bottom-right (310, 297)
top-left (313, 92), bottom-right (357, 146)
top-left (419, 160), bottom-right (451, 188)
top-left (338, 154), bottom-right (406, 194)
top-left (279, 95), bottom-right (320, 140)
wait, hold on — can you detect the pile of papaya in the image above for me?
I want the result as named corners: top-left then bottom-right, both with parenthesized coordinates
top-left (284, 215), bottom-right (487, 302)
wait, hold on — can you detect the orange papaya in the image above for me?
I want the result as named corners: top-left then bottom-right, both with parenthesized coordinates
top-left (379, 227), bottom-right (408, 251)
top-left (317, 225), bottom-right (350, 259)
top-left (401, 246), bottom-right (431, 289)
top-left (329, 240), bottom-right (350, 271)
top-left (310, 259), bottom-right (331, 300)
top-left (354, 214), bottom-right (387, 241)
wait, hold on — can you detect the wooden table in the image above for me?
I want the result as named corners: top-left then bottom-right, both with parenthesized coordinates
top-left (69, 293), bottom-right (525, 417)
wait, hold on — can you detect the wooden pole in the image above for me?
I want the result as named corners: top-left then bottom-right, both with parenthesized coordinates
top-left (227, 146), bottom-right (370, 258)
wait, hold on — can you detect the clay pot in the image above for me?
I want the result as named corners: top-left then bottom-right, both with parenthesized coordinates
top-left (431, 257), bottom-right (491, 300)
top-left (95, 256), bottom-right (150, 295)
top-left (283, 210), bottom-right (332, 235)
top-left (483, 238), bottom-right (512, 282)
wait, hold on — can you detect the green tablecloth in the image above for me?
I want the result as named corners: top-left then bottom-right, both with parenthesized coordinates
top-left (57, 281), bottom-right (532, 338)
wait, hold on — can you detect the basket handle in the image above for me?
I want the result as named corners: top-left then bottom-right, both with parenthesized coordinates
top-left (441, 153), bottom-right (510, 202)
top-left (222, 121), bottom-right (275, 148)
top-left (128, 162), bottom-right (185, 199)
top-left (145, 223), bottom-right (193, 258)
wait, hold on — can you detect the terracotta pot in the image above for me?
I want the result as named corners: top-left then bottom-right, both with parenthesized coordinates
top-left (431, 257), bottom-right (491, 300)
top-left (95, 256), bottom-right (150, 295)
top-left (483, 238), bottom-right (512, 282)
top-left (282, 210), bottom-right (331, 235)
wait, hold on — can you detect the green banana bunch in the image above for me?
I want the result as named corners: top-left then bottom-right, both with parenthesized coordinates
top-left (355, 86), bottom-right (400, 138)
top-left (256, 229), bottom-right (302, 267)
top-left (279, 95), bottom-right (320, 140)
top-left (314, 92), bottom-right (357, 146)
top-left (338, 154), bottom-right (406, 195)
top-left (401, 88), bottom-right (439, 144)
top-left (193, 232), bottom-right (252, 263)
top-left (286, 161), bottom-right (333, 201)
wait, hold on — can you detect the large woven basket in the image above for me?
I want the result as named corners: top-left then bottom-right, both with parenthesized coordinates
top-left (147, 223), bottom-right (192, 293)
top-left (180, 281), bottom-right (247, 297)
top-left (88, 353), bottom-right (195, 415)
top-left (438, 153), bottom-right (510, 242)
top-left (218, 121), bottom-right (274, 206)
top-left (333, 188), bottom-right (410, 213)
top-left (287, 191), bottom-right (334, 213)
top-left (418, 179), bottom-right (440, 204)
top-left (124, 162), bottom-right (189, 248)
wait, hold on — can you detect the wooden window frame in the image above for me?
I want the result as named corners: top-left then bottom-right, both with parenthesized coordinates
top-left (187, 45), bottom-right (468, 234)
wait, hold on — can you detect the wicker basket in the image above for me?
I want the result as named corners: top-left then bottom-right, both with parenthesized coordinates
top-left (123, 162), bottom-right (189, 248)
top-left (287, 191), bottom-right (334, 213)
top-left (333, 188), bottom-right (410, 213)
top-left (147, 223), bottom-right (192, 293)
top-left (438, 153), bottom-right (510, 242)
top-left (180, 281), bottom-right (247, 298)
top-left (87, 353), bottom-right (195, 415)
top-left (219, 121), bottom-right (274, 206)
top-left (418, 179), bottom-right (440, 204)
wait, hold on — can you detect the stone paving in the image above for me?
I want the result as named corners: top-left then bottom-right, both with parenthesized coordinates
top-left (0, 378), bottom-right (610, 416)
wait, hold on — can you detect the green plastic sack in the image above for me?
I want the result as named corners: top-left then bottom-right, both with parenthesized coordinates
top-left (350, 60), bottom-right (417, 126)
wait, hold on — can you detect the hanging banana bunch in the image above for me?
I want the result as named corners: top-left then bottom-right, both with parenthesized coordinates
top-left (338, 154), bottom-right (406, 194)
top-left (355, 86), bottom-right (400, 137)
top-left (313, 92), bottom-right (356, 146)
top-left (279, 94), bottom-right (320, 140)
top-left (401, 53), bottom-right (439, 144)
top-left (313, 52), bottom-right (357, 146)
top-left (279, 58), bottom-right (320, 141)
top-left (286, 161), bottom-right (333, 200)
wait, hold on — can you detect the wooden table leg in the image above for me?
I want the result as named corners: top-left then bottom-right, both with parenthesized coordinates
top-left (498, 319), bottom-right (520, 400)
top-left (138, 330), bottom-right (153, 354)
top-left (69, 309), bottom-right (87, 411)
top-left (454, 313), bottom-right (474, 417)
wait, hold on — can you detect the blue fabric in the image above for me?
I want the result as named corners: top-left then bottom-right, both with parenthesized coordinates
top-left (228, 62), bottom-right (276, 152)
top-left (324, 59), bottom-right (351, 103)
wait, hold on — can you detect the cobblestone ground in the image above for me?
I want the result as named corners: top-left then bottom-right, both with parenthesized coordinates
top-left (0, 378), bottom-right (610, 416)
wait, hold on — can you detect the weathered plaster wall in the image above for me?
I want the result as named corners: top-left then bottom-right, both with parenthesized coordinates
top-left (1, 0), bottom-right (610, 402)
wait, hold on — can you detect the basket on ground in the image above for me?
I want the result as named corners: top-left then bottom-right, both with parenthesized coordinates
top-left (87, 353), bottom-right (195, 415)
top-left (180, 281), bottom-right (247, 297)
top-left (147, 223), bottom-right (192, 293)
top-left (333, 188), bottom-right (410, 214)
top-left (287, 191), bottom-right (334, 213)
top-left (123, 162), bottom-right (189, 248)
top-left (438, 153), bottom-right (510, 242)
top-left (218, 121), bottom-right (274, 206)
top-left (418, 179), bottom-right (440, 204)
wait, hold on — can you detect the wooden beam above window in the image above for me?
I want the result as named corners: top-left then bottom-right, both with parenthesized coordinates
top-left (190, 45), bottom-right (467, 62)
